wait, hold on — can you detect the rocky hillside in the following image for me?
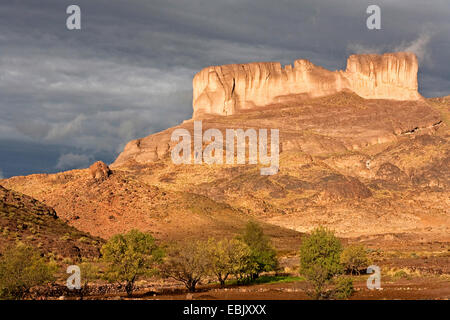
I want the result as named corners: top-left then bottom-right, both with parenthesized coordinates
top-left (0, 185), bottom-right (102, 260)
top-left (1, 167), bottom-right (303, 251)
top-left (113, 92), bottom-right (441, 166)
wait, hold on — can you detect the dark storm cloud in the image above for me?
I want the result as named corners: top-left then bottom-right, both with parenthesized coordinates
top-left (0, 0), bottom-right (449, 177)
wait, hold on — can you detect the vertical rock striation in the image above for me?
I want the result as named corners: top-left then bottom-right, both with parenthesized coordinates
top-left (193, 52), bottom-right (421, 118)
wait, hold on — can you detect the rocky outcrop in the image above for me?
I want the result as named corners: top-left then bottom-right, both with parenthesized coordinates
top-left (89, 161), bottom-right (112, 180)
top-left (112, 130), bottom-right (172, 167)
top-left (193, 52), bottom-right (421, 117)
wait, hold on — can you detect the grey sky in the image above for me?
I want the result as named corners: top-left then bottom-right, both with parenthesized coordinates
top-left (0, 0), bottom-right (449, 177)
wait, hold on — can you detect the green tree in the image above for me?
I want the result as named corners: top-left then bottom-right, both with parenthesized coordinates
top-left (161, 240), bottom-right (209, 292)
top-left (340, 245), bottom-right (370, 275)
top-left (206, 238), bottom-right (252, 287)
top-left (0, 243), bottom-right (56, 299)
top-left (240, 221), bottom-right (278, 280)
top-left (299, 227), bottom-right (344, 299)
top-left (101, 229), bottom-right (163, 296)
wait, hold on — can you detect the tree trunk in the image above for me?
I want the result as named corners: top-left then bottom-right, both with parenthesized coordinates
top-left (125, 277), bottom-right (136, 297)
top-left (187, 279), bottom-right (197, 292)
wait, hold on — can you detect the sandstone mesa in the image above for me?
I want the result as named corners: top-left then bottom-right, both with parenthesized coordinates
top-left (113, 51), bottom-right (440, 167)
top-left (193, 52), bottom-right (421, 117)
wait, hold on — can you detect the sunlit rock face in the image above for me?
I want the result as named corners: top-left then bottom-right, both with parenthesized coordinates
top-left (345, 52), bottom-right (420, 101)
top-left (192, 52), bottom-right (421, 118)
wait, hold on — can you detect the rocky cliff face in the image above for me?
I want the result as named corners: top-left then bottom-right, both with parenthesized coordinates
top-left (193, 52), bottom-right (421, 117)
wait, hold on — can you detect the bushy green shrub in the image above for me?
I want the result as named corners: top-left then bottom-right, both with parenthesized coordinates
top-left (0, 243), bottom-right (56, 299)
top-left (299, 227), bottom-right (343, 299)
top-left (101, 229), bottom-right (163, 296)
top-left (393, 269), bottom-right (411, 280)
top-left (333, 276), bottom-right (354, 299)
top-left (240, 221), bottom-right (278, 280)
top-left (206, 238), bottom-right (253, 287)
top-left (340, 245), bottom-right (370, 275)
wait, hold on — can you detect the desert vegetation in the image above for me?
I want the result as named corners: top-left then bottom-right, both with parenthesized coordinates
top-left (340, 245), bottom-right (371, 275)
top-left (100, 229), bottom-right (163, 296)
top-left (0, 222), bottom-right (386, 300)
top-left (161, 221), bottom-right (278, 292)
top-left (299, 227), bottom-right (358, 299)
top-left (205, 238), bottom-right (252, 288)
top-left (0, 243), bottom-right (57, 299)
top-left (161, 240), bottom-right (209, 292)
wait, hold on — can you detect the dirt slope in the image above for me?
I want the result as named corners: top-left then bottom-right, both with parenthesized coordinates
top-left (0, 185), bottom-right (102, 260)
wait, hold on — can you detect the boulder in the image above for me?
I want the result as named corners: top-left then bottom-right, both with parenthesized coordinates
top-left (89, 161), bottom-right (112, 180)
